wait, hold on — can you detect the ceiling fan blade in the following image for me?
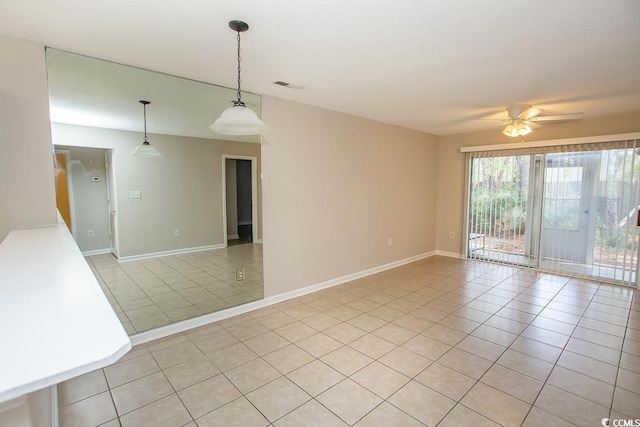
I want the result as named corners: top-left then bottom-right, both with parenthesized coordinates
top-left (528, 122), bottom-right (542, 130)
top-left (519, 107), bottom-right (541, 120)
top-left (474, 118), bottom-right (511, 123)
top-left (528, 113), bottom-right (584, 123)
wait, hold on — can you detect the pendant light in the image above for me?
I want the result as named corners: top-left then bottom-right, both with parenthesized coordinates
top-left (132, 100), bottom-right (161, 158)
top-left (210, 20), bottom-right (268, 136)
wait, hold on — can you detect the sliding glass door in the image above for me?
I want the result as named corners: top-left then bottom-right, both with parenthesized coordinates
top-left (468, 154), bottom-right (533, 266)
top-left (539, 152), bottom-right (596, 265)
top-left (467, 140), bottom-right (640, 287)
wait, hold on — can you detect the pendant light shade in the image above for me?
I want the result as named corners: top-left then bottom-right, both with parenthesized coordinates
top-left (132, 100), bottom-right (161, 158)
top-left (210, 20), bottom-right (267, 136)
top-left (210, 104), bottom-right (268, 135)
top-left (131, 141), bottom-right (161, 157)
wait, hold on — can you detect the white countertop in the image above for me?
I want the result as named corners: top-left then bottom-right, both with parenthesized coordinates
top-left (0, 224), bottom-right (131, 403)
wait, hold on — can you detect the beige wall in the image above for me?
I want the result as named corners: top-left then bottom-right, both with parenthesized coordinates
top-left (261, 96), bottom-right (438, 297)
top-left (4, 31), bottom-right (639, 304)
top-left (52, 123), bottom-right (261, 258)
top-left (436, 111), bottom-right (640, 256)
top-left (0, 33), bottom-right (57, 241)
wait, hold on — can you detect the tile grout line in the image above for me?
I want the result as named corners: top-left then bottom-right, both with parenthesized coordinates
top-left (607, 289), bottom-right (637, 420)
top-left (60, 258), bottom-right (638, 426)
top-left (516, 277), bottom-right (600, 426)
top-left (428, 267), bottom-right (554, 426)
top-left (90, 245), bottom-right (263, 334)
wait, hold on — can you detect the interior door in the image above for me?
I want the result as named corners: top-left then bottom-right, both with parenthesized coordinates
top-left (105, 150), bottom-right (119, 256)
top-left (54, 152), bottom-right (72, 232)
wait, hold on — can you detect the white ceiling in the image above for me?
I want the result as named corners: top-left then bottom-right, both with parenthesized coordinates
top-left (46, 49), bottom-right (262, 142)
top-left (2, 0), bottom-right (640, 136)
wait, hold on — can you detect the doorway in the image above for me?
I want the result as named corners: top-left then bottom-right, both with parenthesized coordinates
top-left (223, 155), bottom-right (259, 246)
top-left (467, 144), bottom-right (640, 287)
top-left (53, 146), bottom-right (112, 255)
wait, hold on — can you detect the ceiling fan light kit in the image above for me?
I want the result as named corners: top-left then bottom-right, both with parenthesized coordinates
top-left (210, 20), bottom-right (268, 136)
top-left (501, 104), bottom-right (583, 138)
top-left (131, 100), bottom-right (162, 158)
top-left (503, 120), bottom-right (532, 137)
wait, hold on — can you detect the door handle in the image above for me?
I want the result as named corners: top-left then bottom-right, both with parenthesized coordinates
top-left (110, 210), bottom-right (116, 214)
top-left (583, 210), bottom-right (589, 214)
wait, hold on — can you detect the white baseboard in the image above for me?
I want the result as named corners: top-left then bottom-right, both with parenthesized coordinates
top-left (435, 250), bottom-right (465, 259)
top-left (131, 250), bottom-right (436, 345)
top-left (118, 244), bottom-right (226, 262)
top-left (81, 248), bottom-right (111, 256)
top-left (227, 234), bottom-right (239, 240)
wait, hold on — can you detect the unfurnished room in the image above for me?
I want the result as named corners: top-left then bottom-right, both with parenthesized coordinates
top-left (1, 1), bottom-right (639, 426)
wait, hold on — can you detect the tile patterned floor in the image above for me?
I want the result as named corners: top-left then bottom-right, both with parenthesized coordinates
top-left (87, 243), bottom-right (263, 334)
top-left (59, 256), bottom-right (640, 426)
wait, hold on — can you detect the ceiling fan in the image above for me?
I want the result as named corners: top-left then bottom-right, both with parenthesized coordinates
top-left (501, 105), bottom-right (583, 137)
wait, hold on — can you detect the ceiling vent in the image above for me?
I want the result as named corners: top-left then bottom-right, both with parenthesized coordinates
top-left (273, 81), bottom-right (303, 89)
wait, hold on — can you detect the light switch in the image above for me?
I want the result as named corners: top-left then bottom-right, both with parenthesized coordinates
top-left (130, 191), bottom-right (141, 199)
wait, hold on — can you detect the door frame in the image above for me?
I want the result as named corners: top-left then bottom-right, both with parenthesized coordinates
top-left (464, 143), bottom-right (640, 288)
top-left (221, 154), bottom-right (259, 247)
top-left (105, 149), bottom-right (120, 257)
top-left (54, 149), bottom-right (77, 239)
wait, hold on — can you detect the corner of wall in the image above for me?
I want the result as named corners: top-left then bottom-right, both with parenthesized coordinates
top-left (0, 34), bottom-right (57, 235)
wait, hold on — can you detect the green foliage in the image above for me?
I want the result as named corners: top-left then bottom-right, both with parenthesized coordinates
top-left (470, 182), bottom-right (527, 236)
top-left (595, 214), bottom-right (631, 249)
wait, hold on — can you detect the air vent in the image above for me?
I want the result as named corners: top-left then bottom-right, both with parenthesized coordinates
top-left (273, 81), bottom-right (303, 89)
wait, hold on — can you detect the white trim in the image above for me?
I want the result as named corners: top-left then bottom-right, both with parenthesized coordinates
top-left (462, 152), bottom-right (472, 258)
top-left (131, 250), bottom-right (435, 345)
top-left (117, 244), bottom-right (226, 262)
top-left (255, 239), bottom-right (263, 244)
top-left (460, 132), bottom-right (640, 153)
top-left (105, 149), bottom-right (120, 257)
top-left (435, 250), bottom-right (465, 259)
top-left (82, 248), bottom-right (111, 256)
top-left (51, 385), bottom-right (59, 427)
top-left (227, 234), bottom-right (240, 240)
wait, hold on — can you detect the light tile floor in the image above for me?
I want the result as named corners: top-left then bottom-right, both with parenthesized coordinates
top-left (59, 256), bottom-right (640, 426)
top-left (87, 243), bottom-right (263, 334)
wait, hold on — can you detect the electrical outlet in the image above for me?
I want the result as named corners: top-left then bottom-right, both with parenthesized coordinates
top-left (388, 238), bottom-right (393, 247)
top-left (88, 230), bottom-right (94, 237)
top-left (450, 232), bottom-right (455, 238)
top-left (236, 268), bottom-right (245, 281)
top-left (129, 191), bottom-right (141, 199)
top-left (174, 229), bottom-right (181, 237)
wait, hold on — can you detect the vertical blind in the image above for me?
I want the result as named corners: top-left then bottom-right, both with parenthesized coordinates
top-left (466, 139), bottom-right (640, 287)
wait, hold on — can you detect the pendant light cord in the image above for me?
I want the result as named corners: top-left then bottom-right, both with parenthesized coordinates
top-left (143, 103), bottom-right (149, 143)
top-left (235, 30), bottom-right (244, 106)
